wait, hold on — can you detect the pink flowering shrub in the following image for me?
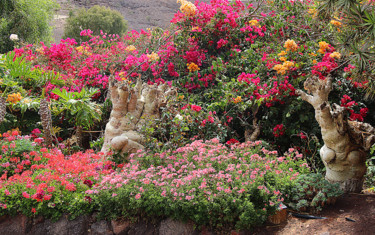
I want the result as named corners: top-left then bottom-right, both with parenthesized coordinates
top-left (93, 139), bottom-right (309, 230)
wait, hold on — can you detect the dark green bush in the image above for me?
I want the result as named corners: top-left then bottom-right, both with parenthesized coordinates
top-left (63, 5), bottom-right (128, 42)
top-left (286, 173), bottom-right (343, 212)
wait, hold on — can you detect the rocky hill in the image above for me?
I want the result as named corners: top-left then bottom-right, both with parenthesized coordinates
top-left (53, 0), bottom-right (210, 42)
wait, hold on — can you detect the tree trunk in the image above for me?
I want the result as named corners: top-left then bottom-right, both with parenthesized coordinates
top-left (244, 107), bottom-right (260, 142)
top-left (0, 97), bottom-right (6, 123)
top-left (39, 98), bottom-right (53, 147)
top-left (76, 126), bottom-right (83, 148)
top-left (101, 76), bottom-right (176, 155)
top-left (297, 76), bottom-right (375, 192)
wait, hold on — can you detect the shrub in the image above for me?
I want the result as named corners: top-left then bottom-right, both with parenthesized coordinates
top-left (93, 139), bottom-right (310, 230)
top-left (0, 132), bottom-right (116, 220)
top-left (63, 5), bottom-right (128, 42)
top-left (0, 0), bottom-right (58, 53)
top-left (286, 173), bottom-right (343, 212)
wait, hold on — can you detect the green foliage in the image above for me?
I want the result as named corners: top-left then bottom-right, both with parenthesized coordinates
top-left (0, 0), bottom-right (58, 53)
top-left (0, 137), bottom-right (38, 177)
top-left (51, 88), bottom-right (102, 130)
top-left (286, 173), bottom-right (343, 212)
top-left (0, 52), bottom-right (63, 95)
top-left (140, 97), bottom-right (227, 152)
top-left (365, 144), bottom-right (375, 188)
top-left (316, 0), bottom-right (375, 93)
top-left (63, 5), bottom-right (128, 42)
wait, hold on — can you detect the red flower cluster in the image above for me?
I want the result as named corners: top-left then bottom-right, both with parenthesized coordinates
top-left (226, 138), bottom-right (239, 145)
top-left (273, 124), bottom-right (285, 137)
top-left (340, 95), bottom-right (368, 122)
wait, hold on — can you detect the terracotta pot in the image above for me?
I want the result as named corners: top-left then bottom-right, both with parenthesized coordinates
top-left (268, 204), bottom-right (288, 224)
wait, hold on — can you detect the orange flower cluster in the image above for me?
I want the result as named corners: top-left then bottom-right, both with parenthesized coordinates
top-left (273, 61), bottom-right (295, 75)
top-left (278, 50), bottom-right (287, 57)
top-left (284, 39), bottom-right (298, 52)
top-left (76, 46), bottom-right (92, 56)
top-left (125, 45), bottom-right (136, 52)
top-left (233, 96), bottom-right (242, 104)
top-left (308, 8), bottom-right (317, 18)
top-left (318, 41), bottom-right (329, 54)
top-left (329, 52), bottom-right (341, 59)
top-left (249, 20), bottom-right (260, 27)
top-left (330, 19), bottom-right (342, 27)
top-left (147, 52), bottom-right (160, 62)
top-left (187, 62), bottom-right (200, 72)
top-left (177, 0), bottom-right (197, 17)
top-left (6, 93), bottom-right (22, 104)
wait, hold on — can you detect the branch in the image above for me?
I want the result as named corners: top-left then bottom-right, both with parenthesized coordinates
top-left (296, 89), bottom-right (314, 105)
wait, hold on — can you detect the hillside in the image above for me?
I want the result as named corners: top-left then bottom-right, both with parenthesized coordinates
top-left (53, 0), bottom-right (210, 42)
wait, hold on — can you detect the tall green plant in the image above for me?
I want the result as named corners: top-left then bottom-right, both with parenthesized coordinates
top-left (0, 0), bottom-right (59, 53)
top-left (51, 88), bottom-right (102, 147)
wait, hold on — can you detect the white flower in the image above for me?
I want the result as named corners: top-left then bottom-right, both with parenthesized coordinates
top-left (175, 114), bottom-right (183, 121)
top-left (9, 34), bottom-right (19, 41)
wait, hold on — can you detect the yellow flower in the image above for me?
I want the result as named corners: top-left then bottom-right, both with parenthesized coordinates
top-left (278, 50), bottom-right (287, 57)
top-left (249, 20), bottom-right (260, 27)
top-left (309, 52), bottom-right (317, 57)
top-left (118, 72), bottom-right (128, 81)
top-left (273, 61), bottom-right (294, 75)
top-left (125, 45), bottom-right (136, 52)
top-left (35, 47), bottom-right (44, 55)
top-left (76, 46), bottom-right (84, 53)
top-left (283, 61), bottom-right (295, 69)
top-left (177, 0), bottom-right (197, 17)
top-left (191, 26), bottom-right (201, 31)
top-left (330, 19), bottom-right (342, 27)
top-left (318, 41), bottom-right (329, 54)
top-left (279, 57), bottom-right (287, 62)
top-left (319, 41), bottom-right (329, 50)
top-left (312, 59), bottom-right (317, 64)
top-left (273, 64), bottom-right (287, 75)
top-left (329, 52), bottom-right (341, 59)
top-left (178, 95), bottom-right (184, 100)
top-left (6, 93), bottom-right (23, 104)
top-left (75, 46), bottom-right (92, 56)
top-left (284, 39), bottom-right (298, 52)
top-left (147, 52), bottom-right (160, 62)
top-left (187, 62), bottom-right (200, 72)
top-left (308, 8), bottom-right (317, 18)
top-left (233, 96), bottom-right (242, 104)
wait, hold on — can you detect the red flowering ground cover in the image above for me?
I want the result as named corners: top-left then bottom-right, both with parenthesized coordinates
top-left (0, 130), bottom-right (116, 219)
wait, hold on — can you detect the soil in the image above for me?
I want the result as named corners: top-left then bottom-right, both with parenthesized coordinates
top-left (253, 192), bottom-right (375, 235)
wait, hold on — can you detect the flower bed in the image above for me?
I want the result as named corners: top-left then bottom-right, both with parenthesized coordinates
top-left (0, 131), bottom-right (116, 220)
top-left (93, 139), bottom-right (310, 230)
top-left (0, 133), bottom-right (309, 230)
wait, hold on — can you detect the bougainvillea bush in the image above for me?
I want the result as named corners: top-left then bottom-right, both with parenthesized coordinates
top-left (4, 0), bottom-right (373, 156)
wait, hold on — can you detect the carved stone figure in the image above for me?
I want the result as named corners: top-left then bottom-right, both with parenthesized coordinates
top-left (297, 76), bottom-right (375, 192)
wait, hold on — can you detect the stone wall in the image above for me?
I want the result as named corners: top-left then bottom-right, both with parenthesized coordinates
top-left (0, 214), bottom-right (212, 235)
